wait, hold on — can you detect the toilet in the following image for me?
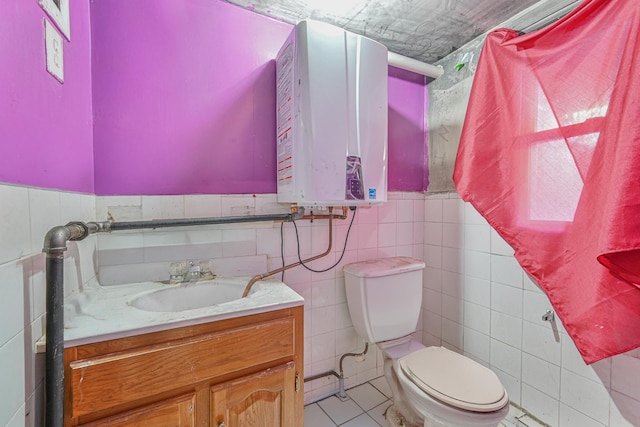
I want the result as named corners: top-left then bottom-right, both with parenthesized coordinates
top-left (343, 257), bottom-right (509, 427)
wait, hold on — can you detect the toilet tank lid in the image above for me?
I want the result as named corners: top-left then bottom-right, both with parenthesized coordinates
top-left (343, 257), bottom-right (425, 278)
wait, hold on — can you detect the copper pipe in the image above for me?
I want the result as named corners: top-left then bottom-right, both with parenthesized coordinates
top-left (242, 208), bottom-right (336, 297)
top-left (301, 206), bottom-right (348, 222)
top-left (275, 206), bottom-right (348, 223)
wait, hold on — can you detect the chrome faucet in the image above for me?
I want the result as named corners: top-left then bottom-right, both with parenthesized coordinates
top-left (169, 260), bottom-right (214, 283)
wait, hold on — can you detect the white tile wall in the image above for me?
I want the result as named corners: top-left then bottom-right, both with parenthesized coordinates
top-left (464, 301), bottom-right (490, 335)
top-left (0, 183), bottom-right (96, 427)
top-left (491, 338), bottom-right (522, 378)
top-left (0, 185), bottom-right (31, 263)
top-left (464, 327), bottom-right (490, 364)
top-left (492, 311), bottom-right (523, 348)
top-left (0, 332), bottom-right (25, 427)
top-left (491, 229), bottom-right (515, 256)
top-left (442, 293), bottom-right (463, 323)
top-left (464, 276), bottom-right (491, 307)
top-left (423, 192), bottom-right (640, 427)
top-left (0, 263), bottom-right (24, 347)
top-left (522, 322), bottom-right (561, 366)
top-left (561, 368), bottom-right (610, 424)
top-left (465, 224), bottom-right (490, 252)
top-left (522, 383), bottom-right (560, 426)
top-left (492, 283), bottom-right (524, 319)
top-left (560, 404), bottom-right (606, 427)
top-left (491, 255), bottom-right (524, 287)
top-left (611, 354), bottom-right (640, 402)
top-left (610, 391), bottom-right (640, 427)
top-left (522, 352), bottom-right (561, 400)
top-left (465, 250), bottom-right (491, 280)
top-left (5, 185), bottom-right (640, 425)
top-left (184, 194), bottom-right (222, 218)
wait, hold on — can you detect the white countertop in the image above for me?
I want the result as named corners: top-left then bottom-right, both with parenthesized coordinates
top-left (63, 277), bottom-right (304, 347)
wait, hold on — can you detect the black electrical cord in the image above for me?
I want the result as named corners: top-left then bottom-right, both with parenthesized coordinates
top-left (291, 207), bottom-right (357, 273)
top-left (280, 221), bottom-right (286, 281)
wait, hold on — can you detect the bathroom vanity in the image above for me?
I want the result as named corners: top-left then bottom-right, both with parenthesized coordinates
top-left (61, 279), bottom-right (304, 426)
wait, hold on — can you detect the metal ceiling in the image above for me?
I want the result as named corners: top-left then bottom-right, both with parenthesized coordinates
top-left (224, 0), bottom-right (579, 64)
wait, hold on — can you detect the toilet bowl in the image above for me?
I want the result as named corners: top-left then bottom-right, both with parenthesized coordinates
top-left (392, 343), bottom-right (508, 426)
top-left (343, 257), bottom-right (509, 427)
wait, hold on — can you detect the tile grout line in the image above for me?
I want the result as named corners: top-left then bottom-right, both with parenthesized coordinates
top-left (312, 380), bottom-right (392, 426)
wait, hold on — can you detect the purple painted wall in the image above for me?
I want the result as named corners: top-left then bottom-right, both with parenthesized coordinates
top-left (91, 0), bottom-right (428, 195)
top-left (91, 1), bottom-right (290, 195)
top-left (0, 0), bottom-right (426, 196)
top-left (0, 1), bottom-right (94, 193)
top-left (388, 67), bottom-right (428, 191)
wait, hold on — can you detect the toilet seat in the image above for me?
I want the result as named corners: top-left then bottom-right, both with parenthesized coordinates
top-left (399, 347), bottom-right (508, 413)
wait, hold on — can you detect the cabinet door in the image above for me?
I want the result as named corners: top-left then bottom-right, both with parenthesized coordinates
top-left (80, 393), bottom-right (195, 427)
top-left (211, 362), bottom-right (298, 427)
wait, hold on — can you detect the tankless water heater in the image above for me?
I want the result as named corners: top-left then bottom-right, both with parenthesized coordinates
top-left (276, 20), bottom-right (388, 207)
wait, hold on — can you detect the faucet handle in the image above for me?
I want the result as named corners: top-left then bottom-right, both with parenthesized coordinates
top-left (198, 260), bottom-right (215, 280)
top-left (169, 261), bottom-right (187, 284)
top-left (187, 261), bottom-right (201, 282)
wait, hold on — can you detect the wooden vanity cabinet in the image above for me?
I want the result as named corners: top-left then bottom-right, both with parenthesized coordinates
top-left (63, 306), bottom-right (304, 427)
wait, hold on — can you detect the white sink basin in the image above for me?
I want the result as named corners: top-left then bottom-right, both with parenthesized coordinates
top-left (131, 279), bottom-right (254, 312)
top-left (63, 277), bottom-right (304, 347)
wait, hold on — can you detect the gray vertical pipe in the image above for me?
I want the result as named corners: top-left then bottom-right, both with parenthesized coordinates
top-left (45, 255), bottom-right (64, 427)
top-left (43, 223), bottom-right (89, 427)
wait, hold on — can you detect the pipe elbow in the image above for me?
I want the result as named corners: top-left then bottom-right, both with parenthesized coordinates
top-left (42, 222), bottom-right (94, 255)
top-left (43, 226), bottom-right (72, 255)
top-left (290, 206), bottom-right (305, 221)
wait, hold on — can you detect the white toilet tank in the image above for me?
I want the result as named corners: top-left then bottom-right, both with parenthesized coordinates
top-left (343, 257), bottom-right (426, 343)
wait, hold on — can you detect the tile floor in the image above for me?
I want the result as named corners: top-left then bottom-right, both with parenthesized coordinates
top-left (304, 377), bottom-right (530, 427)
top-left (304, 377), bottom-right (393, 427)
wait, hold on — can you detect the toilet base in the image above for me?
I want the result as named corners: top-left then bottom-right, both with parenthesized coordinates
top-left (385, 404), bottom-right (421, 427)
top-left (382, 355), bottom-right (425, 427)
top-left (384, 403), bottom-right (455, 427)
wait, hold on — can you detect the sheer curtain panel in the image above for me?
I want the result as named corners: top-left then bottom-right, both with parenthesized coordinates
top-left (454, 0), bottom-right (640, 363)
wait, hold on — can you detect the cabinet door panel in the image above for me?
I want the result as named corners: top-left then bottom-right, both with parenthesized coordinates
top-left (81, 393), bottom-right (195, 427)
top-left (211, 362), bottom-right (297, 427)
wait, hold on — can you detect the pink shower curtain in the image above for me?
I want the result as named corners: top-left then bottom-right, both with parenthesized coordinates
top-left (454, 0), bottom-right (640, 363)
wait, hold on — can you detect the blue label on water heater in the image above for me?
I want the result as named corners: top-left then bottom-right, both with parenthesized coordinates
top-left (369, 188), bottom-right (377, 199)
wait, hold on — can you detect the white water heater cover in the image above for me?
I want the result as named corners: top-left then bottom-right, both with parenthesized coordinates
top-left (276, 20), bottom-right (388, 207)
